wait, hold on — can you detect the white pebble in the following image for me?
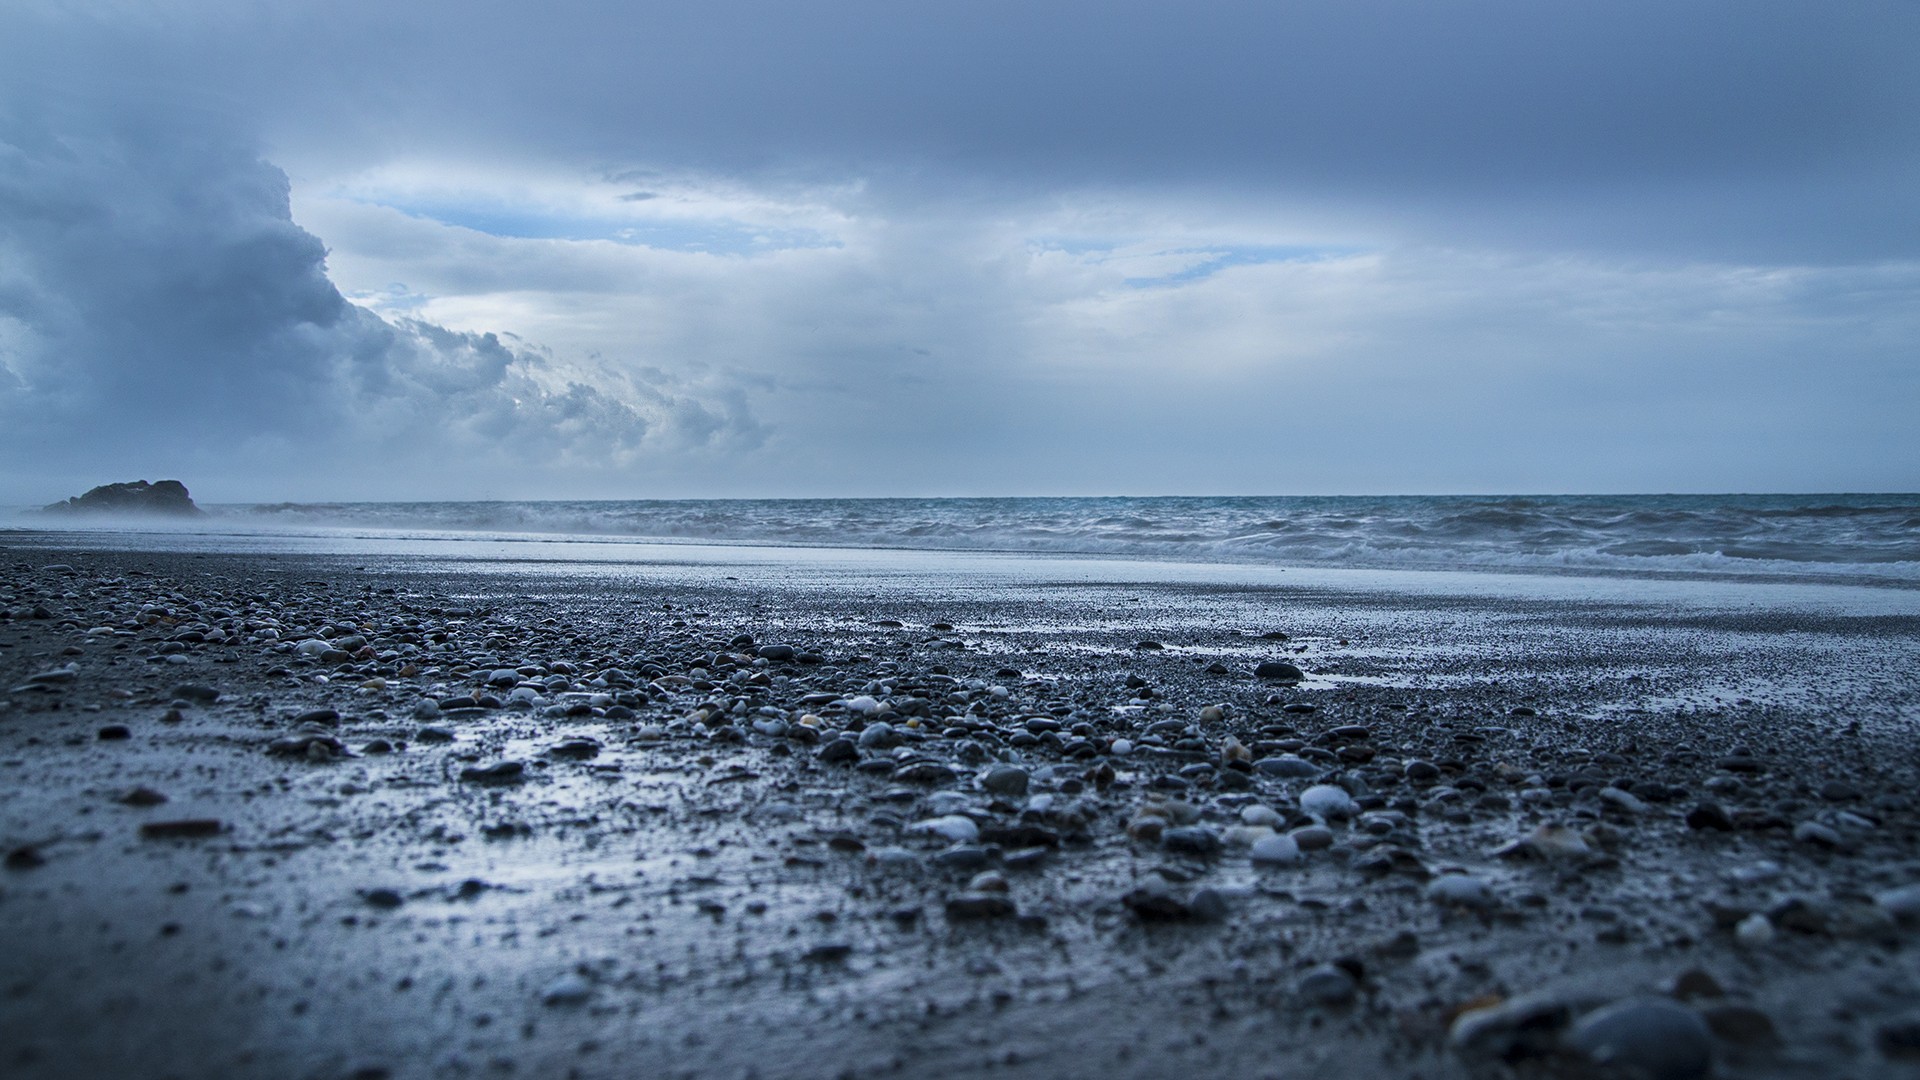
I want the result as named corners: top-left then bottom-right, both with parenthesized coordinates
top-left (1240, 805), bottom-right (1283, 828)
top-left (1250, 834), bottom-right (1303, 866)
top-left (1735, 913), bottom-right (1775, 946)
top-left (1299, 784), bottom-right (1356, 821)
top-left (907, 815), bottom-right (979, 844)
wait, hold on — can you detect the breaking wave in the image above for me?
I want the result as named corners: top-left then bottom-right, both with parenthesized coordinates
top-left (195, 494), bottom-right (1920, 584)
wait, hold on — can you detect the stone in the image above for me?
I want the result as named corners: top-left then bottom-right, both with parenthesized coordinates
top-left (945, 893), bottom-right (1017, 920)
top-left (1449, 994), bottom-right (1577, 1062)
top-left (1492, 823), bottom-right (1591, 861)
top-left (857, 722), bottom-right (900, 749)
top-left (1162, 826), bottom-right (1221, 856)
top-left (1255, 660), bottom-right (1306, 681)
top-left (1250, 833), bottom-right (1302, 866)
top-left (1426, 875), bottom-right (1493, 909)
top-left (816, 738), bottom-right (858, 763)
top-left (1298, 964), bottom-right (1357, 1006)
top-left (1684, 802), bottom-right (1734, 831)
top-left (908, 816), bottom-right (980, 844)
top-left (980, 765), bottom-right (1030, 795)
top-left (1701, 1004), bottom-right (1775, 1044)
top-left (1299, 784), bottom-right (1356, 821)
top-left (1254, 755), bottom-right (1319, 778)
top-left (540, 973), bottom-right (593, 1006)
top-left (459, 761), bottom-right (526, 784)
top-left (1876, 884), bottom-right (1920, 921)
top-left (1564, 998), bottom-right (1713, 1080)
top-left (1290, 824), bottom-right (1335, 850)
top-left (139, 819), bottom-right (223, 839)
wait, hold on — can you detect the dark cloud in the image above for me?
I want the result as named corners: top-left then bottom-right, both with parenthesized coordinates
top-left (0, 111), bottom-right (762, 501)
top-left (5, 1), bottom-right (1913, 261)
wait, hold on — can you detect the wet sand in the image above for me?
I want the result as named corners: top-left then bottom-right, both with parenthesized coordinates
top-left (4, 538), bottom-right (1920, 1079)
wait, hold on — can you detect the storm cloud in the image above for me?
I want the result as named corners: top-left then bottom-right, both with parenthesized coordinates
top-left (0, 1), bottom-right (1914, 499)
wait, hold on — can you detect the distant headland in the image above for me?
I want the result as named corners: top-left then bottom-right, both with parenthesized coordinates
top-left (40, 480), bottom-right (205, 517)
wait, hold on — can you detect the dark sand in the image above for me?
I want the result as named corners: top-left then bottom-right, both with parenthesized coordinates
top-left (4, 538), bottom-right (1920, 1079)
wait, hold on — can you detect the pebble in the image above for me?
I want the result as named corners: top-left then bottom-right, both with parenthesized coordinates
top-left (945, 893), bottom-right (1016, 920)
top-left (540, 973), bottom-right (593, 1006)
top-left (1297, 964), bottom-right (1357, 1006)
top-left (979, 765), bottom-right (1029, 796)
top-left (1250, 833), bottom-right (1302, 866)
top-left (1255, 660), bottom-right (1306, 681)
top-left (857, 722), bottom-right (899, 749)
top-left (1298, 784), bottom-right (1356, 821)
top-left (1426, 875), bottom-right (1493, 909)
top-left (1876, 884), bottom-right (1920, 920)
top-left (908, 816), bottom-right (980, 844)
top-left (1254, 755), bottom-right (1319, 778)
top-left (1289, 825), bottom-right (1335, 850)
top-left (1162, 826), bottom-right (1222, 856)
top-left (459, 761), bottom-right (526, 784)
top-left (1734, 913), bottom-right (1775, 946)
top-left (1564, 998), bottom-right (1713, 1080)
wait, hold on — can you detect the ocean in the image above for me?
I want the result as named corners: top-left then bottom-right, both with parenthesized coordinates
top-left (11, 493), bottom-right (1917, 586)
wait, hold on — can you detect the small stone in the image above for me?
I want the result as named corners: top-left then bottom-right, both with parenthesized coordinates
top-left (1298, 964), bottom-right (1357, 1006)
top-left (97, 724), bottom-right (132, 741)
top-left (362, 888), bottom-right (405, 909)
top-left (1684, 803), bottom-right (1734, 831)
top-left (1792, 820), bottom-right (1844, 848)
top-left (757, 644), bottom-right (796, 662)
top-left (540, 973), bottom-right (593, 1006)
top-left (980, 765), bottom-right (1029, 796)
top-left (816, 738), bottom-right (858, 763)
top-left (169, 683), bottom-right (220, 704)
top-left (1290, 824), bottom-right (1335, 850)
top-left (1254, 755), bottom-right (1319, 778)
top-left (1250, 833), bottom-right (1303, 866)
top-left (1876, 884), bottom-right (1920, 921)
top-left (1701, 1004), bottom-right (1775, 1044)
top-left (857, 722), bottom-right (899, 749)
top-left (1162, 826), bottom-right (1222, 856)
top-left (1565, 998), bottom-right (1713, 1080)
top-left (5, 845), bottom-right (46, 870)
top-left (908, 816), bottom-right (980, 844)
top-left (1665, 969), bottom-right (1724, 1001)
top-left (459, 761), bottom-right (525, 784)
top-left (1254, 660), bottom-right (1306, 681)
top-left (139, 819), bottom-right (223, 839)
top-left (945, 893), bottom-right (1016, 920)
top-left (118, 786), bottom-right (168, 806)
top-left (1240, 805), bottom-right (1283, 828)
top-left (1492, 823), bottom-right (1591, 861)
top-left (1877, 1018), bottom-right (1920, 1060)
top-left (1734, 913), bottom-right (1774, 946)
top-left (1426, 875), bottom-right (1493, 909)
top-left (967, 870), bottom-right (1010, 893)
top-left (1299, 784), bottom-right (1356, 821)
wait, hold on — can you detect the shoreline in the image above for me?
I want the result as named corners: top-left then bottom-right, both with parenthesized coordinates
top-left (4, 542), bottom-right (1920, 1078)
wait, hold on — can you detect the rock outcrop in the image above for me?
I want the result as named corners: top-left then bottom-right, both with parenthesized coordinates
top-left (42, 480), bottom-right (205, 517)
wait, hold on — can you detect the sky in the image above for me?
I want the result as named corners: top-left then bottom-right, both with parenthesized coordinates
top-left (1, 1), bottom-right (1916, 503)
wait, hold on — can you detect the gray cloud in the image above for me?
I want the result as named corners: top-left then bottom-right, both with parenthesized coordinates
top-left (5, 1), bottom-right (1913, 262)
top-left (0, 111), bottom-right (763, 501)
top-left (0, 2), bottom-right (1913, 499)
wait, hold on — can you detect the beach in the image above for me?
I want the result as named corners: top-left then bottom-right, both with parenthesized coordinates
top-left (4, 530), bottom-right (1920, 1079)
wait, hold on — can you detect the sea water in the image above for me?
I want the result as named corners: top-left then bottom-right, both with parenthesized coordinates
top-left (16, 493), bottom-right (1913, 586)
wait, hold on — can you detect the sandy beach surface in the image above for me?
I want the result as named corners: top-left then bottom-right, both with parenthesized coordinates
top-left (5, 531), bottom-right (1920, 1079)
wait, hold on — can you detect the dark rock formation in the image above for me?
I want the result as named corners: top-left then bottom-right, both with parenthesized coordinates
top-left (42, 480), bottom-right (205, 517)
